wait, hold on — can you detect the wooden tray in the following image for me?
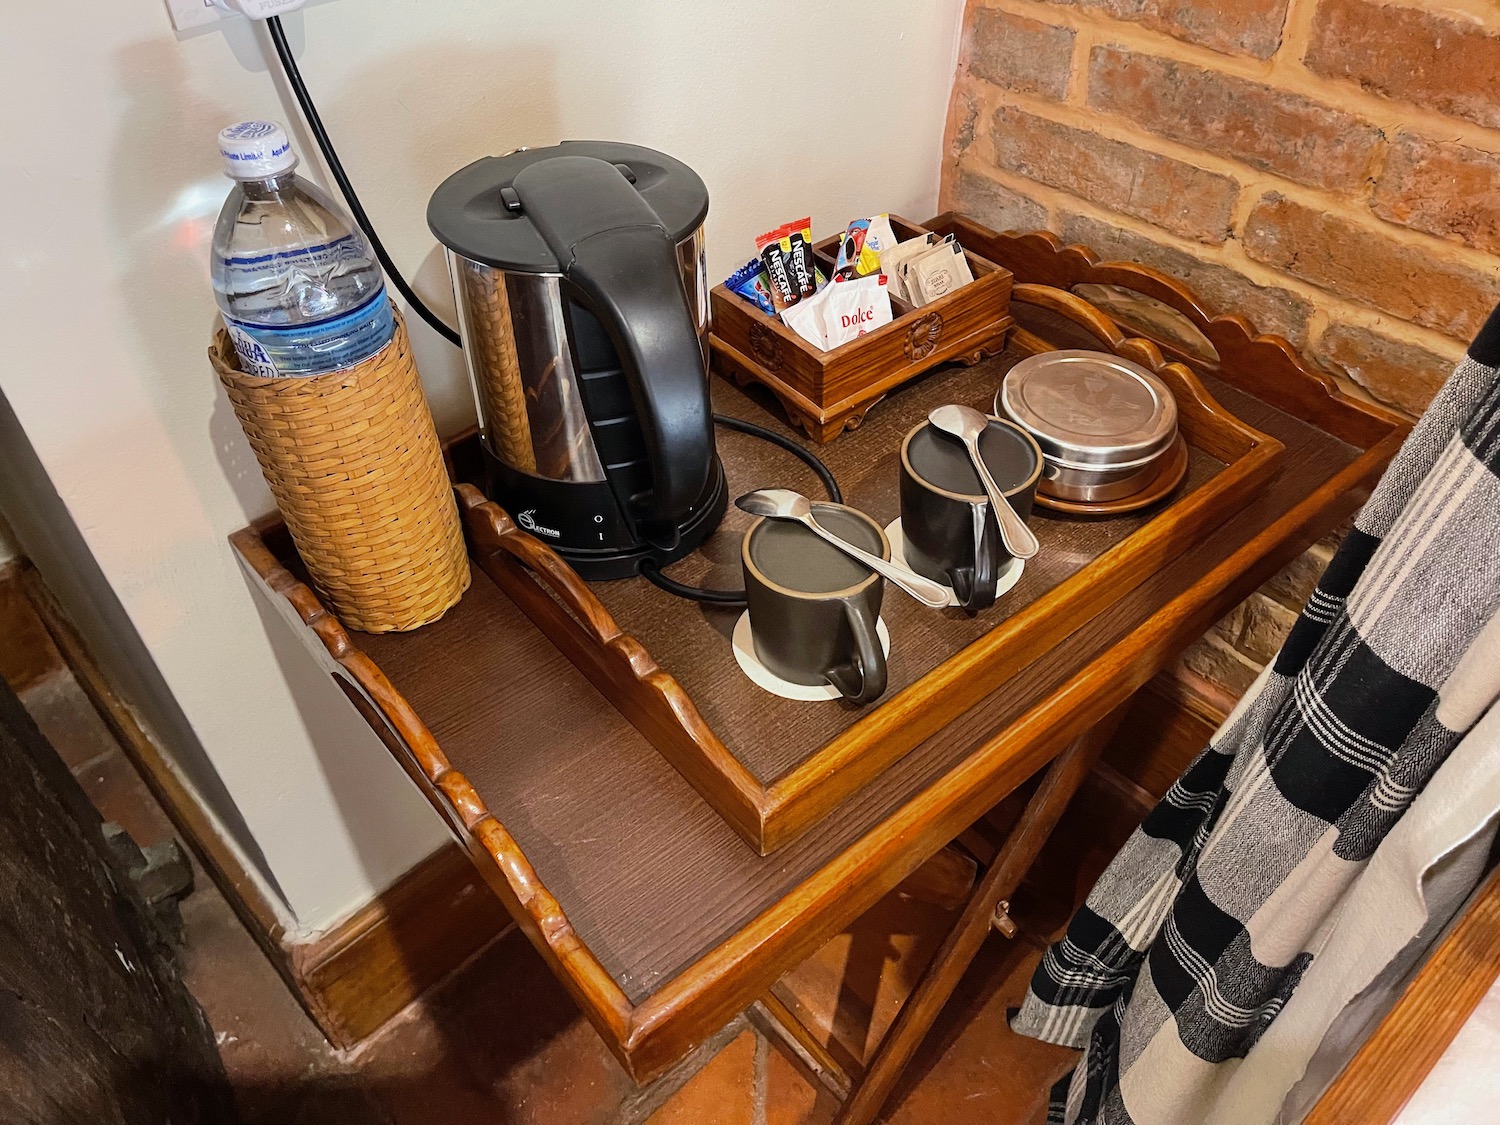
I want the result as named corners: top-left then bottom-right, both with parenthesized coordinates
top-left (457, 280), bottom-right (1284, 854)
top-left (232, 217), bottom-right (1409, 1080)
top-left (710, 215), bottom-right (1013, 442)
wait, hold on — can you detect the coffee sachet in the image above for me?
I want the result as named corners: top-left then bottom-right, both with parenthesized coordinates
top-left (725, 258), bottom-right (776, 315)
top-left (756, 217), bottom-right (818, 309)
top-left (834, 214), bottom-right (900, 279)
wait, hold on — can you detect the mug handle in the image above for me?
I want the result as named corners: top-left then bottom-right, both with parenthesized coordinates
top-left (825, 600), bottom-right (887, 705)
top-left (950, 501), bottom-right (998, 613)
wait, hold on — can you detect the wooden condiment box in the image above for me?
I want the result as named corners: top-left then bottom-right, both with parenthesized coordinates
top-left (710, 216), bottom-right (1013, 442)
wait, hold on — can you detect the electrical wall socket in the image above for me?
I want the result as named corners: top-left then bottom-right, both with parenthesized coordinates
top-left (164, 0), bottom-right (309, 33)
top-left (163, 0), bottom-right (233, 32)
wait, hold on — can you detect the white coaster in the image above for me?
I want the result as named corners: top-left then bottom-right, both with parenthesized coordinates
top-left (732, 611), bottom-right (893, 701)
top-left (884, 517), bottom-right (1024, 609)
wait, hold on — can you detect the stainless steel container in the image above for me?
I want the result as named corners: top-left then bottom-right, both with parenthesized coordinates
top-left (995, 350), bottom-right (1178, 503)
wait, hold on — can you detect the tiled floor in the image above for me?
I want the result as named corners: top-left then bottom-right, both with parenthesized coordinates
top-left (16, 659), bottom-right (1136, 1125)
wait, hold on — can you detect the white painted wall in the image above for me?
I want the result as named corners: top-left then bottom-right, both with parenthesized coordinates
top-left (0, 0), bottom-right (962, 932)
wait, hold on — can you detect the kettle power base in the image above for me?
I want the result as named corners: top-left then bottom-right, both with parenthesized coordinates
top-left (481, 450), bottom-right (729, 582)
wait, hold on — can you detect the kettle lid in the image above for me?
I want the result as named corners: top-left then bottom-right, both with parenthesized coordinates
top-left (427, 140), bottom-right (709, 272)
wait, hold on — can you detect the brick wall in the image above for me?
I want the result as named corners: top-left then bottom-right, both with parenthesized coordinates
top-left (942, 0), bottom-right (1500, 420)
top-left (939, 0), bottom-right (1500, 694)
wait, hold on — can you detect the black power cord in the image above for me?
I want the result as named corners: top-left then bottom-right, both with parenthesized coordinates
top-left (713, 414), bottom-right (842, 504)
top-left (639, 414), bottom-right (844, 608)
top-left (265, 16), bottom-right (460, 346)
top-left (261, 18), bottom-right (844, 605)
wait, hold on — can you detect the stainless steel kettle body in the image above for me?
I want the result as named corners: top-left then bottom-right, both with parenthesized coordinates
top-left (429, 142), bottom-right (724, 579)
top-left (448, 227), bottom-right (709, 488)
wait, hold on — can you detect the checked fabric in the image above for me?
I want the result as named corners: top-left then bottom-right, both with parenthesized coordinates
top-left (1010, 304), bottom-right (1500, 1125)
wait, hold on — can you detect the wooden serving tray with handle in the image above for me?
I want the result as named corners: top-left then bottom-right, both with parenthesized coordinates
top-left (231, 216), bottom-right (1411, 1084)
top-left (456, 271), bottom-right (1285, 854)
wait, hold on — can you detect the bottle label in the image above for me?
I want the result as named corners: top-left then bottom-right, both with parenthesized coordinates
top-left (228, 324), bottom-right (283, 378)
top-left (226, 289), bottom-right (394, 378)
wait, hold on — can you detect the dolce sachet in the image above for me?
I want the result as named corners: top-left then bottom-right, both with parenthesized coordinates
top-left (822, 273), bottom-right (893, 346)
top-left (781, 272), bottom-right (892, 351)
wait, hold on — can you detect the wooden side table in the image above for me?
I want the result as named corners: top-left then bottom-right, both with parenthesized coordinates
top-left (232, 223), bottom-right (1405, 1103)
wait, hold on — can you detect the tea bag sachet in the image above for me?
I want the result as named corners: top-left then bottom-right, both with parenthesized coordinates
top-left (907, 237), bottom-right (973, 306)
top-left (879, 233), bottom-right (938, 303)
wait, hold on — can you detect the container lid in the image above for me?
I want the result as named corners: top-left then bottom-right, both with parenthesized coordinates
top-left (218, 120), bottom-right (298, 180)
top-left (426, 140), bottom-right (709, 273)
top-left (999, 350), bottom-right (1177, 469)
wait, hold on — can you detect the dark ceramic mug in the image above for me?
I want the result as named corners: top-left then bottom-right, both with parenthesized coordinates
top-left (898, 417), bottom-right (1043, 611)
top-left (742, 504), bottom-right (889, 705)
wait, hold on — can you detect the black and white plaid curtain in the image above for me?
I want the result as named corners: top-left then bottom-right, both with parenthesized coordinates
top-left (1011, 305), bottom-right (1500, 1125)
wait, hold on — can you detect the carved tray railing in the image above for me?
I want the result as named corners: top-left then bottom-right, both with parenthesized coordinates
top-left (928, 212), bottom-right (1399, 452)
top-left (456, 280), bottom-right (1284, 854)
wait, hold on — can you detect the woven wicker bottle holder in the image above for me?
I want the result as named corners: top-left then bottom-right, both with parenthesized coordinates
top-left (211, 312), bottom-right (470, 633)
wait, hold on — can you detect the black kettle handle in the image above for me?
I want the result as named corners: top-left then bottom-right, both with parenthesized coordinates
top-left (511, 156), bottom-right (713, 531)
top-left (568, 226), bottom-right (713, 528)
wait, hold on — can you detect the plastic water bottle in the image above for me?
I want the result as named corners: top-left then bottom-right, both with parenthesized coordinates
top-left (211, 121), bottom-right (394, 378)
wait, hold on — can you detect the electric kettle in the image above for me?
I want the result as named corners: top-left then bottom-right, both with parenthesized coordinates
top-left (428, 141), bottom-right (726, 579)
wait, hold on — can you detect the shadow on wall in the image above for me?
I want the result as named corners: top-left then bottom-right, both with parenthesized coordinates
top-left (0, 384), bottom-right (287, 910)
top-left (256, 23), bottom-right (568, 439)
top-left (106, 31), bottom-right (563, 524)
top-left (240, 562), bottom-right (451, 894)
top-left (107, 37), bottom-right (271, 521)
top-left (203, 37), bottom-right (562, 892)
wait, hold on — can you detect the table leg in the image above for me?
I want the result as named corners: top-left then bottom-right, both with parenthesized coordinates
top-left (755, 989), bottom-right (857, 1100)
top-left (893, 844), bottom-right (979, 911)
top-left (833, 705), bottom-right (1129, 1125)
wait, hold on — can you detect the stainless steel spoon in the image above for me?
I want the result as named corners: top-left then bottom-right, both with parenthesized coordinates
top-left (735, 489), bottom-right (952, 608)
top-left (927, 404), bottom-right (1040, 560)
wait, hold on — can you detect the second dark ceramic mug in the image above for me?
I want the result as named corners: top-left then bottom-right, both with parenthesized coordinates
top-left (742, 503), bottom-right (889, 705)
top-left (899, 417), bottom-right (1043, 611)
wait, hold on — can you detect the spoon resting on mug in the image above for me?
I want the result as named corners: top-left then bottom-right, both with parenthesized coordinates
top-left (735, 490), bottom-right (952, 608)
top-left (927, 404), bottom-right (1040, 560)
